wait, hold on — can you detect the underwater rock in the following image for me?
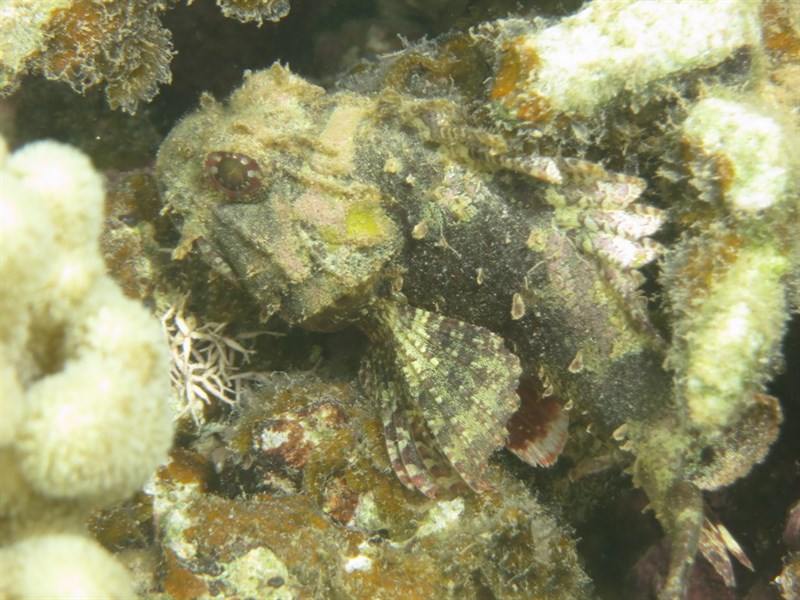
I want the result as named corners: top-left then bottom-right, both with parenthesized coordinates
top-left (101, 170), bottom-right (164, 301)
top-left (151, 372), bottom-right (592, 599)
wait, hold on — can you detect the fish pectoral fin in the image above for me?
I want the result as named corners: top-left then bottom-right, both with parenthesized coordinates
top-left (361, 299), bottom-right (521, 494)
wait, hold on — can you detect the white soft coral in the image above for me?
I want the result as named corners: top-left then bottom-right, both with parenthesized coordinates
top-left (0, 137), bottom-right (174, 596)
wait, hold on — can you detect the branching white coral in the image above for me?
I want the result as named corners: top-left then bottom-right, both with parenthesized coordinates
top-left (161, 294), bottom-right (262, 426)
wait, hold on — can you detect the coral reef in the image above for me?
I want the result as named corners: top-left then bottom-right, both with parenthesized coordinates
top-left (0, 0), bottom-right (294, 114)
top-left (681, 96), bottom-right (795, 214)
top-left (1, 533), bottom-right (137, 599)
top-left (151, 374), bottom-right (592, 599)
top-left (100, 170), bottom-right (168, 300)
top-left (154, 1), bottom-right (798, 598)
top-left (486, 0), bottom-right (763, 125)
top-left (216, 0), bottom-right (290, 26)
top-left (0, 138), bottom-right (173, 595)
top-left (2, 1), bottom-right (798, 598)
top-left (0, 0), bottom-right (174, 113)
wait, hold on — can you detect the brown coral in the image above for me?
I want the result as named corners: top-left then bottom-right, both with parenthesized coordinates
top-left (37, 0), bottom-right (174, 113)
top-left (216, 0), bottom-right (290, 26)
top-left (0, 0), bottom-right (174, 113)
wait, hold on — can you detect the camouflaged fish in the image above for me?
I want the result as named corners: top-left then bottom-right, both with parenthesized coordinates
top-left (156, 63), bottom-right (671, 498)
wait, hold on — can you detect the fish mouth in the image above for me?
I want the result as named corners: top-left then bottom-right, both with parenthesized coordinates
top-left (210, 202), bottom-right (286, 311)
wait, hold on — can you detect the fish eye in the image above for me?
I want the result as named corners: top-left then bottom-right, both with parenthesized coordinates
top-left (204, 151), bottom-right (263, 197)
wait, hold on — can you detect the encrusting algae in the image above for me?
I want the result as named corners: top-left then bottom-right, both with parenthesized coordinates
top-left (1, 1), bottom-right (798, 598)
top-left (151, 374), bottom-right (591, 599)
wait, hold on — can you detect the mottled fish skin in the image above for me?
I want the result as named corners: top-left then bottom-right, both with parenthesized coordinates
top-left (381, 152), bottom-right (672, 430)
top-left (361, 300), bottom-right (521, 496)
top-left (156, 63), bottom-right (671, 496)
top-left (344, 87), bottom-right (672, 431)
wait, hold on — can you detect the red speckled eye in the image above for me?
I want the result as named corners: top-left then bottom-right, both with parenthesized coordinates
top-left (205, 151), bottom-right (263, 196)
